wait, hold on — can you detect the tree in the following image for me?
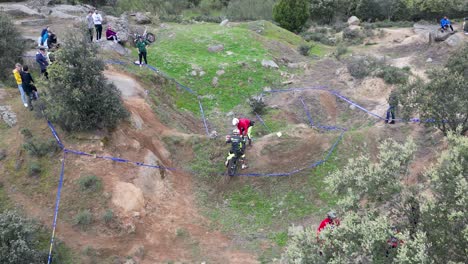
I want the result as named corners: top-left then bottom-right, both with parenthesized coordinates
top-left (0, 211), bottom-right (46, 264)
top-left (399, 45), bottom-right (468, 135)
top-left (0, 14), bottom-right (26, 83)
top-left (273, 0), bottom-right (309, 33)
top-left (45, 28), bottom-right (128, 131)
top-left (420, 132), bottom-right (468, 263)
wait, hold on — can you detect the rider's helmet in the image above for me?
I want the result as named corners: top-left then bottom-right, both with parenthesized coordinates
top-left (327, 211), bottom-right (337, 219)
top-left (232, 118), bottom-right (239, 126)
top-left (250, 120), bottom-right (255, 126)
top-left (232, 129), bottom-right (239, 135)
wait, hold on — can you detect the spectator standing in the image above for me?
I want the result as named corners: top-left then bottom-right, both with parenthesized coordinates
top-left (40, 26), bottom-right (49, 46)
top-left (463, 17), bottom-right (468, 35)
top-left (86, 10), bottom-right (94, 42)
top-left (47, 30), bottom-right (58, 50)
top-left (92, 9), bottom-right (103, 41)
top-left (385, 90), bottom-right (399, 124)
top-left (136, 36), bottom-right (149, 67)
top-left (20, 65), bottom-right (36, 111)
top-left (12, 63), bottom-right (28, 107)
top-left (36, 47), bottom-right (49, 79)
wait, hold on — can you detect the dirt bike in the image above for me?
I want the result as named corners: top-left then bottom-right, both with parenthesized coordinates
top-left (226, 137), bottom-right (247, 177)
top-left (132, 26), bottom-right (156, 46)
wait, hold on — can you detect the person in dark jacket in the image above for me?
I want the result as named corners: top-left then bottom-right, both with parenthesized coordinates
top-left (20, 65), bottom-right (36, 110)
top-left (385, 90), bottom-right (398, 124)
top-left (47, 31), bottom-right (58, 50)
top-left (36, 48), bottom-right (49, 79)
top-left (225, 129), bottom-right (248, 169)
top-left (135, 36), bottom-right (150, 67)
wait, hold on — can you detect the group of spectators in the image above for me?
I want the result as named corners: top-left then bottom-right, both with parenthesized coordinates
top-left (12, 63), bottom-right (38, 111)
top-left (39, 26), bottom-right (59, 50)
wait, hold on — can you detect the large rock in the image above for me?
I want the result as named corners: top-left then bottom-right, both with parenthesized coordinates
top-left (0, 3), bottom-right (45, 18)
top-left (444, 34), bottom-right (463, 47)
top-left (261, 59), bottom-right (279, 69)
top-left (347, 16), bottom-right (360, 26)
top-left (114, 14), bottom-right (130, 43)
top-left (434, 31), bottom-right (452, 42)
top-left (134, 12), bottom-right (151, 24)
top-left (50, 4), bottom-right (88, 16)
top-left (219, 19), bottom-right (229, 27)
top-left (0, 105), bottom-right (17, 127)
top-left (208, 44), bottom-right (224, 53)
top-left (98, 41), bottom-right (130, 56)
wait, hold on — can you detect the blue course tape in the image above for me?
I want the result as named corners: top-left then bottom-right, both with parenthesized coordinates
top-left (47, 121), bottom-right (64, 149)
top-left (198, 99), bottom-right (210, 136)
top-left (47, 152), bottom-right (66, 264)
top-left (299, 96), bottom-right (314, 126)
top-left (255, 112), bottom-right (271, 133)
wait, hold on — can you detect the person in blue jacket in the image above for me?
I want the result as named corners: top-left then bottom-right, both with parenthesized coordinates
top-left (40, 26), bottom-right (49, 46)
top-left (36, 47), bottom-right (49, 79)
top-left (440, 16), bottom-right (454, 32)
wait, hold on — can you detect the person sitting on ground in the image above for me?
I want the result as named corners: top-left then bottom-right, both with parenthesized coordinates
top-left (136, 36), bottom-right (150, 67)
top-left (385, 89), bottom-right (399, 124)
top-left (232, 118), bottom-right (255, 146)
top-left (386, 226), bottom-right (404, 257)
top-left (225, 129), bottom-right (248, 169)
top-left (47, 31), bottom-right (58, 50)
top-left (106, 25), bottom-right (120, 43)
top-left (40, 26), bottom-right (49, 46)
top-left (317, 211), bottom-right (340, 237)
top-left (440, 16), bottom-right (454, 32)
top-left (20, 65), bottom-right (36, 111)
top-left (36, 47), bottom-right (49, 79)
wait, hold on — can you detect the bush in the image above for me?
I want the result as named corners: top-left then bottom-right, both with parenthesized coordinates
top-left (74, 210), bottom-right (93, 229)
top-left (375, 66), bottom-right (409, 84)
top-left (225, 0), bottom-right (276, 21)
top-left (0, 14), bottom-right (27, 83)
top-left (45, 27), bottom-right (128, 131)
top-left (78, 175), bottom-right (102, 192)
top-left (28, 162), bottom-right (41, 176)
top-left (343, 27), bottom-right (364, 44)
top-left (298, 44), bottom-right (310, 56)
top-left (248, 96), bottom-right (267, 115)
top-left (347, 58), bottom-right (373, 79)
top-left (0, 211), bottom-right (46, 263)
top-left (301, 31), bottom-right (335, 46)
top-left (199, 0), bottom-right (223, 15)
top-left (334, 43), bottom-right (348, 59)
top-left (102, 209), bottom-right (114, 224)
top-left (273, 0), bottom-right (309, 33)
top-left (20, 128), bottom-right (33, 139)
top-left (192, 15), bottom-right (223, 23)
top-left (446, 45), bottom-right (467, 79)
top-left (23, 138), bottom-right (60, 157)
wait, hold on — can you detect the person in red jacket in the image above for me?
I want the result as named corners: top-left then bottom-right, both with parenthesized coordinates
top-left (232, 118), bottom-right (255, 145)
top-left (317, 211), bottom-right (340, 238)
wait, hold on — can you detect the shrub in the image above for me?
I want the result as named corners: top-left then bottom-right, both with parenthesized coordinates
top-left (334, 43), bottom-right (348, 60)
top-left (102, 209), bottom-right (114, 224)
top-left (45, 27), bottom-right (128, 132)
top-left (20, 128), bottom-right (33, 139)
top-left (199, 0), bottom-right (223, 15)
top-left (343, 27), bottom-right (364, 44)
top-left (0, 211), bottom-right (46, 263)
top-left (298, 44), bottom-right (310, 56)
top-left (375, 66), bottom-right (409, 84)
top-left (445, 44), bottom-right (467, 79)
top-left (347, 58), bottom-right (374, 79)
top-left (0, 14), bottom-right (27, 83)
top-left (192, 15), bottom-right (223, 23)
top-left (273, 0), bottom-right (309, 33)
top-left (23, 138), bottom-right (60, 157)
top-left (301, 32), bottom-right (335, 45)
top-left (74, 210), bottom-right (93, 228)
top-left (248, 96), bottom-right (267, 115)
top-left (78, 175), bottom-right (102, 192)
top-left (225, 0), bottom-right (276, 21)
top-left (28, 162), bottom-right (41, 177)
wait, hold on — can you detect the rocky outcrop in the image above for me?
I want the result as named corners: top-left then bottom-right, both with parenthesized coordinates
top-left (444, 34), bottom-right (463, 47)
top-left (114, 14), bottom-right (130, 43)
top-left (0, 3), bottom-right (45, 18)
top-left (0, 105), bottom-right (17, 127)
top-left (347, 16), bottom-right (360, 26)
top-left (261, 59), bottom-right (279, 69)
top-left (133, 12), bottom-right (151, 24)
top-left (98, 41), bottom-right (130, 56)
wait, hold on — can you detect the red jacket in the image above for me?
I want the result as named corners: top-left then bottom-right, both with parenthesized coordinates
top-left (237, 118), bottom-right (251, 136)
top-left (317, 218), bottom-right (340, 233)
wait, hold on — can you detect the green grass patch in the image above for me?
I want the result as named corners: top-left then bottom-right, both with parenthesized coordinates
top-left (37, 231), bottom-right (78, 264)
top-left (0, 183), bottom-right (11, 212)
top-left (271, 231), bottom-right (288, 246)
top-left (147, 23), bottom-right (283, 113)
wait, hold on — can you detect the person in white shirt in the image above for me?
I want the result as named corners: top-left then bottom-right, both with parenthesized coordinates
top-left (92, 9), bottom-right (103, 41)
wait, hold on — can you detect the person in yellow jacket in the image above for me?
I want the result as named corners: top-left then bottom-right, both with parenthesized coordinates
top-left (12, 63), bottom-right (28, 107)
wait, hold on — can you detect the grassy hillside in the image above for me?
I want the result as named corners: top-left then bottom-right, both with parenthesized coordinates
top-left (146, 21), bottom-right (316, 113)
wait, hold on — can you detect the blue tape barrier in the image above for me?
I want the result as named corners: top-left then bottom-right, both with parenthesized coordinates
top-left (198, 99), bottom-right (210, 136)
top-left (299, 96), bottom-right (314, 126)
top-left (47, 152), bottom-right (66, 264)
top-left (47, 121), bottom-right (64, 149)
top-left (255, 112), bottom-right (272, 133)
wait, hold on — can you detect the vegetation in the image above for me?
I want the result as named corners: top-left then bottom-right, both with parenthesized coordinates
top-left (0, 211), bottom-right (46, 263)
top-left (225, 0), bottom-right (276, 21)
top-left (347, 56), bottom-right (410, 84)
top-left (78, 175), bottom-right (102, 192)
top-left (283, 134), bottom-right (467, 263)
top-left (74, 210), bottom-right (93, 229)
top-left (0, 14), bottom-right (26, 84)
top-left (273, 0), bottom-right (310, 33)
top-left (102, 209), bottom-right (114, 224)
top-left (23, 138), bottom-right (60, 157)
top-left (45, 28), bottom-right (128, 131)
top-left (399, 46), bottom-right (468, 135)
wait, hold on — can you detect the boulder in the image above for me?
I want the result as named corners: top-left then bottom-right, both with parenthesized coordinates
top-left (347, 16), bottom-right (360, 26)
top-left (212, 77), bottom-right (219, 87)
top-left (444, 34), bottom-right (463, 47)
top-left (114, 14), bottom-right (130, 43)
top-left (208, 44), bottom-right (224, 53)
top-left (98, 41), bottom-right (131, 56)
top-left (261, 59), bottom-right (279, 69)
top-left (134, 12), bottom-right (151, 24)
top-left (219, 19), bottom-right (229, 27)
top-left (216, 69), bottom-right (225, 76)
top-left (0, 105), bottom-right (17, 127)
top-left (50, 4), bottom-right (88, 16)
top-left (348, 25), bottom-right (361, 31)
top-left (0, 3), bottom-right (45, 18)
top-left (434, 31), bottom-right (452, 42)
